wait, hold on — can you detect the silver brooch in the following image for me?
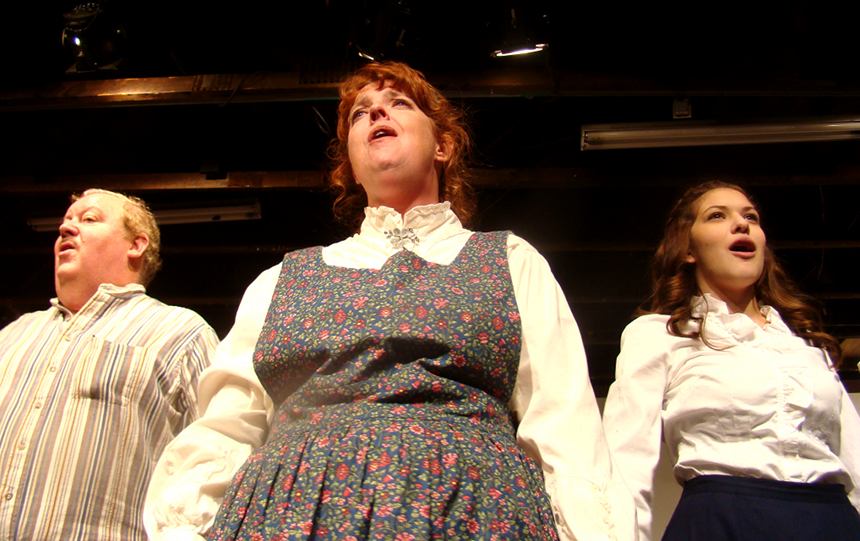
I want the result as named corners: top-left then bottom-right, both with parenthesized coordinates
top-left (385, 227), bottom-right (419, 249)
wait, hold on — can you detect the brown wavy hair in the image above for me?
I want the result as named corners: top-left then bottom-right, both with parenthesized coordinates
top-left (327, 61), bottom-right (475, 231)
top-left (641, 180), bottom-right (841, 365)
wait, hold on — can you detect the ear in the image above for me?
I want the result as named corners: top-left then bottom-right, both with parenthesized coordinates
top-left (684, 251), bottom-right (695, 264)
top-left (127, 234), bottom-right (149, 262)
top-left (434, 134), bottom-right (453, 163)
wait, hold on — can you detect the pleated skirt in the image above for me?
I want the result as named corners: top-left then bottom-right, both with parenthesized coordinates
top-left (663, 475), bottom-right (860, 541)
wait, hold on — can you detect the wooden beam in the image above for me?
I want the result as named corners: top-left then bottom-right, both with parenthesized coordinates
top-left (4, 167), bottom-right (860, 194)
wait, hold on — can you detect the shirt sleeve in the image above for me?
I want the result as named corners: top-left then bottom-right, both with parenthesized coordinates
top-left (839, 384), bottom-right (860, 513)
top-left (143, 265), bottom-right (280, 540)
top-left (172, 322), bottom-right (221, 425)
top-left (507, 234), bottom-right (637, 541)
top-left (602, 316), bottom-right (673, 541)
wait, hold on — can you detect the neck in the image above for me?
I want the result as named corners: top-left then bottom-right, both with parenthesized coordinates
top-left (371, 199), bottom-right (440, 219)
top-left (55, 273), bottom-right (140, 314)
top-left (56, 283), bottom-right (98, 314)
top-left (705, 287), bottom-right (766, 325)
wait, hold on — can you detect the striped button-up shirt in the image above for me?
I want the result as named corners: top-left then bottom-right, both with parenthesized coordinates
top-left (0, 283), bottom-right (219, 541)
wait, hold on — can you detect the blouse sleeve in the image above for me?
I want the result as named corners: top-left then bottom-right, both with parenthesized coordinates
top-left (143, 265), bottom-right (280, 541)
top-left (507, 234), bottom-right (637, 541)
top-left (838, 385), bottom-right (860, 513)
top-left (602, 315), bottom-right (673, 541)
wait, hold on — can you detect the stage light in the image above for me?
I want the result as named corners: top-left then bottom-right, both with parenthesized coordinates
top-left (348, 1), bottom-right (414, 62)
top-left (61, 1), bottom-right (126, 74)
top-left (490, 6), bottom-right (549, 59)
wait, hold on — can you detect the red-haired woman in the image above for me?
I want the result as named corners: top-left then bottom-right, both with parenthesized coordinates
top-left (144, 62), bottom-right (634, 540)
top-left (603, 180), bottom-right (860, 540)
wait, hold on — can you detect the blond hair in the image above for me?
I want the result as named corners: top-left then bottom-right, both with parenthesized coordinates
top-left (75, 189), bottom-right (162, 286)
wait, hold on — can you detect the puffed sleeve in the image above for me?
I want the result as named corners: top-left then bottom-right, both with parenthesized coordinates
top-left (507, 234), bottom-right (637, 541)
top-left (839, 385), bottom-right (860, 513)
top-left (143, 265), bottom-right (280, 541)
top-left (602, 315), bottom-right (674, 541)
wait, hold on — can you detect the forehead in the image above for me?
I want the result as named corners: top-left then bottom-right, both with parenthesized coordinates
top-left (352, 81), bottom-right (406, 104)
top-left (695, 188), bottom-right (753, 211)
top-left (67, 193), bottom-right (126, 216)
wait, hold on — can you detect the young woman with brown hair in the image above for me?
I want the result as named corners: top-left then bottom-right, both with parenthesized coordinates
top-left (603, 180), bottom-right (860, 540)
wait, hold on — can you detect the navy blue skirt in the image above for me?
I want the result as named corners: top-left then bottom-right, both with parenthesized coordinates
top-left (662, 475), bottom-right (860, 541)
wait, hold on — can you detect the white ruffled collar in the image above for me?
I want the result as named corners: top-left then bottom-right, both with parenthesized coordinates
top-left (360, 202), bottom-right (460, 250)
top-left (688, 293), bottom-right (792, 346)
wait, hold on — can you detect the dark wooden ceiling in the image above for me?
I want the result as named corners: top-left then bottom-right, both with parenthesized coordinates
top-left (2, 2), bottom-right (859, 394)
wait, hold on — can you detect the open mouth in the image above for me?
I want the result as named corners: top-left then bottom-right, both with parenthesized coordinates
top-left (370, 126), bottom-right (396, 140)
top-left (58, 240), bottom-right (76, 253)
top-left (729, 239), bottom-right (756, 253)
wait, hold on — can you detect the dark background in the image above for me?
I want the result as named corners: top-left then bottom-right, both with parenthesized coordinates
top-left (2, 1), bottom-right (859, 394)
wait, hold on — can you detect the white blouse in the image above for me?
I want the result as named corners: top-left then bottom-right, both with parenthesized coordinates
top-left (603, 293), bottom-right (860, 541)
top-left (144, 202), bottom-right (636, 541)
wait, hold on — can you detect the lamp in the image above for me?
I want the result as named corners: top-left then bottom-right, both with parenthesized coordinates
top-left (580, 117), bottom-right (860, 150)
top-left (28, 201), bottom-right (261, 232)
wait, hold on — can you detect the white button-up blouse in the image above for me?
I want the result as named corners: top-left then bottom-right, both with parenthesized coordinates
top-left (603, 293), bottom-right (860, 541)
top-left (144, 202), bottom-right (636, 541)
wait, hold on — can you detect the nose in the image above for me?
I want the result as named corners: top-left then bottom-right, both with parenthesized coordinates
top-left (58, 219), bottom-right (78, 237)
top-left (368, 103), bottom-right (389, 123)
top-left (731, 213), bottom-right (750, 234)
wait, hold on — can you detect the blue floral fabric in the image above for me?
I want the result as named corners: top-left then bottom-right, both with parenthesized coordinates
top-left (208, 231), bottom-right (559, 540)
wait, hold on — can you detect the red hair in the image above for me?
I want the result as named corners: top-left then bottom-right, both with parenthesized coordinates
top-left (643, 180), bottom-right (841, 364)
top-left (327, 61), bottom-right (475, 230)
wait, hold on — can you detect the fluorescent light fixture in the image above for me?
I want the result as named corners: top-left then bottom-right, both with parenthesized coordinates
top-left (28, 201), bottom-right (261, 232)
top-left (580, 117), bottom-right (860, 151)
top-left (154, 202), bottom-right (261, 225)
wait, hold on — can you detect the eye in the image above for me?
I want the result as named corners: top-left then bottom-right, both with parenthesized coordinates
top-left (744, 212), bottom-right (760, 223)
top-left (81, 213), bottom-right (98, 223)
top-left (392, 98), bottom-right (411, 108)
top-left (706, 211), bottom-right (725, 221)
top-left (350, 109), bottom-right (367, 123)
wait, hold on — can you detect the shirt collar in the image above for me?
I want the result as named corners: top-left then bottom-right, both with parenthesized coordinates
top-left (51, 283), bottom-right (146, 319)
top-left (360, 202), bottom-right (460, 250)
top-left (690, 293), bottom-right (791, 344)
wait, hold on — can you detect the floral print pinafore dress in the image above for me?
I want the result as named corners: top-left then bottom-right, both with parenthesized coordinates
top-left (208, 231), bottom-right (559, 540)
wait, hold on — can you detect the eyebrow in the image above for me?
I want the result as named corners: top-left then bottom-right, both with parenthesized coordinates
top-left (351, 88), bottom-right (409, 111)
top-left (65, 205), bottom-right (102, 218)
top-left (700, 204), bottom-right (758, 214)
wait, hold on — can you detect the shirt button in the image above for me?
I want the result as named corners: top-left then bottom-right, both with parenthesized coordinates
top-left (49, 366), bottom-right (57, 373)
top-left (34, 402), bottom-right (42, 409)
top-left (4, 493), bottom-right (12, 501)
top-left (17, 441), bottom-right (25, 450)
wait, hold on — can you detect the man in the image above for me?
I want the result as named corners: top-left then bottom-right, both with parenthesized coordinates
top-left (0, 189), bottom-right (219, 540)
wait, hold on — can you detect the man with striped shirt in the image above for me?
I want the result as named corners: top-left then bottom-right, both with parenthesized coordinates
top-left (0, 189), bottom-right (219, 540)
